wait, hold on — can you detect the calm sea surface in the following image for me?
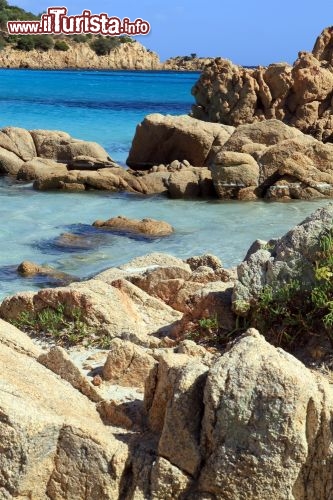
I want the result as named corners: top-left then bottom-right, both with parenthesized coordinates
top-left (0, 69), bottom-right (330, 299)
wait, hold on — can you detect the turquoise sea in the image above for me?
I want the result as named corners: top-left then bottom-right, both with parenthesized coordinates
top-left (0, 69), bottom-right (331, 299)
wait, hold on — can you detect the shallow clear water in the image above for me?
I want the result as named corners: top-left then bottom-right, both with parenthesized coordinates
top-left (0, 177), bottom-right (331, 299)
top-left (0, 69), bottom-right (198, 164)
top-left (0, 69), bottom-right (330, 300)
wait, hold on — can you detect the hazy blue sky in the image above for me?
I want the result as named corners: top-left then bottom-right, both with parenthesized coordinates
top-left (14, 0), bottom-right (333, 64)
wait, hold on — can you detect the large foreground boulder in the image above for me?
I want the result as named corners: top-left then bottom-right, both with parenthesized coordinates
top-left (198, 329), bottom-right (333, 498)
top-left (145, 329), bottom-right (333, 498)
top-left (0, 320), bottom-right (129, 499)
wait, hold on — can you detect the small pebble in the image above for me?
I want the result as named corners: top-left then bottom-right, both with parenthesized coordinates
top-left (92, 375), bottom-right (103, 386)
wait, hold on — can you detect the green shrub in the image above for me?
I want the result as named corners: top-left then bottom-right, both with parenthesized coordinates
top-left (16, 36), bottom-right (35, 51)
top-left (5, 5), bottom-right (39, 22)
top-left (54, 40), bottom-right (69, 51)
top-left (186, 314), bottom-right (219, 344)
top-left (0, 10), bottom-right (8, 29)
top-left (16, 35), bottom-right (54, 52)
top-left (72, 34), bottom-right (88, 43)
top-left (34, 34), bottom-right (54, 51)
top-left (119, 35), bottom-right (133, 43)
top-left (90, 36), bottom-right (121, 56)
top-left (251, 228), bottom-right (333, 348)
top-left (0, 36), bottom-right (6, 50)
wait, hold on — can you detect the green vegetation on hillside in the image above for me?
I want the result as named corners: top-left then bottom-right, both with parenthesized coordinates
top-left (54, 40), bottom-right (69, 51)
top-left (0, 0), bottom-right (39, 28)
top-left (89, 36), bottom-right (133, 56)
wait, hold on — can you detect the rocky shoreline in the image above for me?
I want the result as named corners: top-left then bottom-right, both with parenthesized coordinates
top-left (2, 114), bottom-right (333, 201)
top-left (1, 206), bottom-right (333, 498)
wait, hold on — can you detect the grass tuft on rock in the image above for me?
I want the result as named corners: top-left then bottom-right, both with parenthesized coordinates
top-left (10, 304), bottom-right (111, 347)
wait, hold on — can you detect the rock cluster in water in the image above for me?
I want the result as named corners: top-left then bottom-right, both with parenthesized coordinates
top-left (127, 113), bottom-right (333, 200)
top-left (192, 27), bottom-right (333, 142)
top-left (1, 207), bottom-right (333, 498)
top-left (4, 116), bottom-right (333, 201)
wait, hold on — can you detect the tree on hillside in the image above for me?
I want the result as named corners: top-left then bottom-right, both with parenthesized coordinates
top-left (90, 37), bottom-right (121, 56)
top-left (16, 35), bottom-right (34, 51)
top-left (34, 35), bottom-right (54, 51)
top-left (54, 40), bottom-right (69, 51)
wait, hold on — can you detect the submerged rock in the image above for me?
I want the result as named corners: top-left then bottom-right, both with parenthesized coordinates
top-left (93, 215), bottom-right (174, 237)
top-left (53, 231), bottom-right (104, 251)
top-left (17, 260), bottom-right (76, 286)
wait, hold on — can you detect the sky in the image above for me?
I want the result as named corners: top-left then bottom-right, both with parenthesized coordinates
top-left (13, 0), bottom-right (333, 65)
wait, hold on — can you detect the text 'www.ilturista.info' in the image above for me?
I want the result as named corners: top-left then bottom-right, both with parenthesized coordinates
top-left (7, 7), bottom-right (151, 36)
